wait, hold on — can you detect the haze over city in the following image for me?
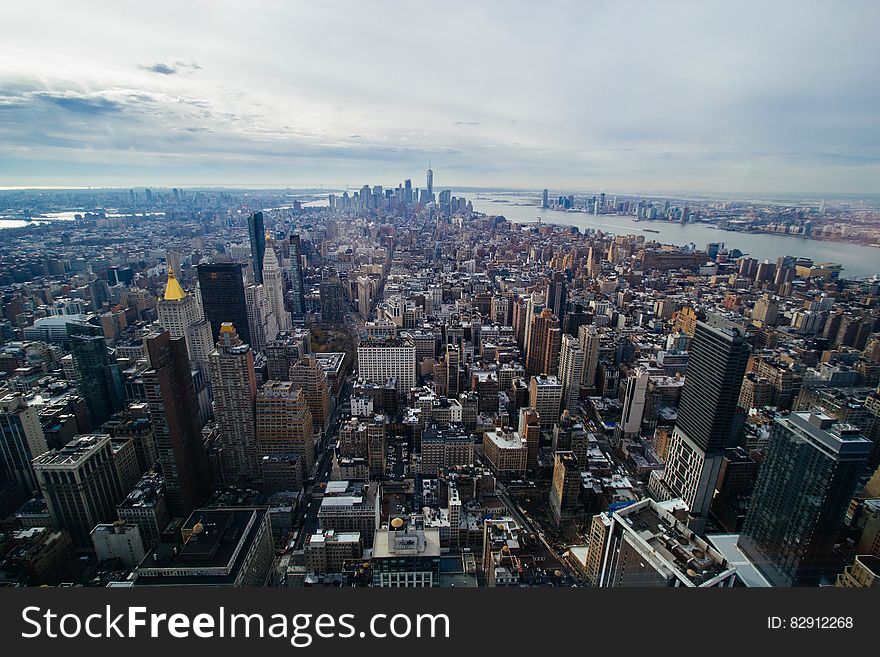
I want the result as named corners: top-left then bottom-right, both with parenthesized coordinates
top-left (1, 1), bottom-right (878, 194)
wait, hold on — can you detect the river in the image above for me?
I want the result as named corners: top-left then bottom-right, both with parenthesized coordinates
top-left (464, 193), bottom-right (880, 279)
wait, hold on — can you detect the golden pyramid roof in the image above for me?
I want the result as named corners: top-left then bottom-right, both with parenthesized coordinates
top-left (163, 265), bottom-right (187, 301)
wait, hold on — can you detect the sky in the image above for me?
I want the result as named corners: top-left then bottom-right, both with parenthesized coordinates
top-left (1, 1), bottom-right (878, 195)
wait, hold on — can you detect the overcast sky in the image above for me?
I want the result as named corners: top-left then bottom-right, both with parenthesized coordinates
top-left (1, 1), bottom-right (878, 194)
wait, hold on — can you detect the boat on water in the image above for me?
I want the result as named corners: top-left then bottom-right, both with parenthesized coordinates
top-left (642, 228), bottom-right (659, 233)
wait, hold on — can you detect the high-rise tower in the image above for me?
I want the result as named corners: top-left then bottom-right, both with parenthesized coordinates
top-left (648, 318), bottom-right (750, 528)
top-left (157, 265), bottom-right (215, 373)
top-left (209, 323), bottom-right (259, 484)
top-left (262, 237), bottom-right (292, 332)
top-left (197, 262), bottom-right (251, 346)
top-left (248, 211), bottom-right (266, 285)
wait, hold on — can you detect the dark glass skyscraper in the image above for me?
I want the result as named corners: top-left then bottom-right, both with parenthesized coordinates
top-left (67, 322), bottom-right (124, 429)
top-left (648, 317), bottom-right (750, 526)
top-left (544, 271), bottom-right (568, 319)
top-left (289, 233), bottom-right (306, 321)
top-left (675, 319), bottom-right (751, 453)
top-left (738, 411), bottom-right (871, 586)
top-left (197, 262), bottom-right (251, 346)
top-left (144, 331), bottom-right (211, 518)
top-left (247, 211), bottom-right (266, 285)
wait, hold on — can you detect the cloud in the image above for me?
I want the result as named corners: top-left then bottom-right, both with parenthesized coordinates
top-left (139, 62), bottom-right (178, 75)
top-left (453, 121), bottom-right (480, 126)
top-left (138, 60), bottom-right (201, 75)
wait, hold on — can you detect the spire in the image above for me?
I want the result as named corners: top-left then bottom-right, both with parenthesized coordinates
top-left (163, 264), bottom-right (187, 301)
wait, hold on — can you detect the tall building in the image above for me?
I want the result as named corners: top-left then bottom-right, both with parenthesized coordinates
top-left (209, 323), bottom-right (259, 484)
top-left (288, 356), bottom-right (330, 435)
top-left (738, 412), bottom-right (872, 586)
top-left (197, 262), bottom-right (251, 346)
top-left (288, 233), bottom-right (306, 321)
top-left (0, 393), bottom-right (48, 496)
top-left (255, 381), bottom-right (314, 487)
top-left (596, 498), bottom-right (736, 587)
top-left (156, 265), bottom-right (215, 373)
top-left (357, 337), bottom-right (416, 396)
top-left (244, 283), bottom-right (278, 353)
top-left (247, 211), bottom-right (266, 285)
top-left (649, 319), bottom-right (750, 526)
top-left (549, 451), bottom-right (581, 528)
top-left (518, 407), bottom-right (541, 472)
top-left (68, 323), bottom-right (124, 429)
top-left (578, 324), bottom-right (600, 391)
top-left (525, 308), bottom-right (562, 377)
top-left (426, 164), bottom-right (433, 201)
top-left (319, 274), bottom-right (346, 323)
top-left (529, 375), bottom-right (563, 430)
top-left (544, 271), bottom-right (568, 318)
top-left (33, 434), bottom-right (124, 550)
top-left (619, 367), bottom-right (649, 438)
top-left (262, 238), bottom-right (292, 332)
top-left (143, 331), bottom-right (211, 518)
top-left (542, 188), bottom-right (549, 209)
top-left (445, 344), bottom-right (460, 397)
top-left (372, 515), bottom-right (441, 587)
top-left (558, 334), bottom-right (585, 411)
top-left (420, 423), bottom-right (473, 476)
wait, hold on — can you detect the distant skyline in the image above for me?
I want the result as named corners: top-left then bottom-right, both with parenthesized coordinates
top-left (1, 1), bottom-right (878, 194)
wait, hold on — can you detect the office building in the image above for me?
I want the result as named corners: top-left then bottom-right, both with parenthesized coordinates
top-left (317, 480), bottom-right (380, 548)
top-left (357, 337), bottom-right (416, 396)
top-left (305, 530), bottom-right (363, 574)
top-left (597, 498), bottom-right (736, 587)
top-left (483, 427), bottom-right (527, 479)
top-left (557, 334), bottom-right (585, 411)
top-left (33, 434), bottom-right (125, 550)
top-left (578, 324), bottom-right (600, 391)
top-left (649, 319), bottom-right (750, 526)
top-left (91, 521), bottom-right (146, 567)
top-left (525, 308), bottom-right (561, 377)
top-left (544, 271), bottom-right (567, 318)
top-left (197, 262), bottom-right (251, 346)
top-left (156, 266), bottom-right (215, 373)
top-left (133, 507), bottom-right (273, 587)
top-left (372, 515), bottom-right (441, 587)
top-left (262, 238), bottom-right (293, 332)
top-left (319, 274), bottom-right (346, 323)
top-left (549, 451), bottom-right (581, 527)
top-left (529, 374), bottom-right (562, 430)
top-left (143, 331), bottom-right (211, 518)
top-left (738, 412), bottom-right (872, 586)
top-left (117, 472), bottom-right (170, 548)
top-left (244, 283), bottom-right (278, 352)
top-left (209, 323), bottom-right (259, 484)
top-left (289, 233), bottom-right (306, 321)
top-left (420, 422), bottom-right (474, 476)
top-left (619, 367), bottom-right (649, 438)
top-left (288, 356), bottom-right (330, 435)
top-left (247, 211), bottom-right (266, 285)
top-left (0, 392), bottom-right (48, 496)
top-left (256, 380), bottom-right (314, 485)
top-left (68, 323), bottom-right (124, 429)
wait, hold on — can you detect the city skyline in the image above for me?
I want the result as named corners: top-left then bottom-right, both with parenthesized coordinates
top-left (2, 2), bottom-right (879, 194)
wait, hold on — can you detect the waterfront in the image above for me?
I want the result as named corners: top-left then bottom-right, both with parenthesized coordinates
top-left (467, 193), bottom-right (880, 279)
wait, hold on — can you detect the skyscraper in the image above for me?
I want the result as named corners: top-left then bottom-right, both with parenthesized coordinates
top-left (288, 355), bottom-right (330, 436)
top-left (525, 308), bottom-right (562, 377)
top-left (544, 271), bottom-right (568, 318)
top-left (262, 238), bottom-right (292, 332)
top-left (245, 283), bottom-right (278, 352)
top-left (289, 233), bottom-right (306, 321)
top-left (68, 323), bottom-right (124, 429)
top-left (143, 331), bottom-right (211, 518)
top-left (738, 412), bottom-right (871, 586)
top-left (209, 322), bottom-right (259, 484)
top-left (649, 318), bottom-right (750, 527)
top-left (157, 265), bottom-right (215, 373)
top-left (578, 325), bottom-right (600, 391)
top-left (319, 274), bottom-right (346, 323)
top-left (542, 188), bottom-right (549, 209)
top-left (197, 262), bottom-right (251, 346)
top-left (619, 367), bottom-right (649, 438)
top-left (426, 164), bottom-right (433, 201)
top-left (0, 393), bottom-right (48, 496)
top-left (248, 211), bottom-right (266, 285)
top-left (33, 434), bottom-right (124, 550)
top-left (557, 334), bottom-right (585, 411)
top-left (256, 381), bottom-right (314, 487)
